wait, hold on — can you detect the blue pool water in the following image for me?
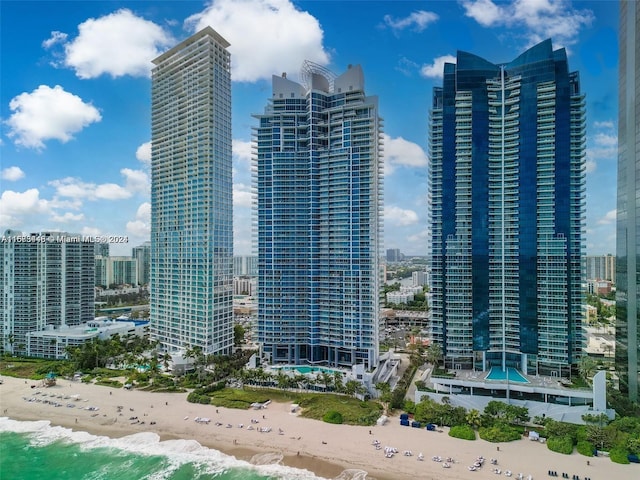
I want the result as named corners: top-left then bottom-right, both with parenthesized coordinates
top-left (486, 367), bottom-right (529, 383)
top-left (275, 366), bottom-right (341, 375)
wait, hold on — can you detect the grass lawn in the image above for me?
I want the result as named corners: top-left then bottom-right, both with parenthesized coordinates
top-left (297, 394), bottom-right (382, 426)
top-left (0, 357), bottom-right (55, 379)
top-left (204, 388), bottom-right (382, 426)
top-left (207, 388), bottom-right (301, 409)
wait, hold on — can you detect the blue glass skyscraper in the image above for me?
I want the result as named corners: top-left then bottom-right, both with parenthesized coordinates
top-left (150, 27), bottom-right (234, 355)
top-left (429, 40), bottom-right (586, 377)
top-left (254, 62), bottom-right (382, 369)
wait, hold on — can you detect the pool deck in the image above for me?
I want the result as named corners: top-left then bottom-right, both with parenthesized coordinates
top-left (428, 368), bottom-right (594, 403)
top-left (485, 367), bottom-right (529, 383)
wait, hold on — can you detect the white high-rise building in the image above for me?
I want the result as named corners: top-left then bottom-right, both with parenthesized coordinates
top-left (150, 27), bottom-right (234, 354)
top-left (0, 230), bottom-right (95, 355)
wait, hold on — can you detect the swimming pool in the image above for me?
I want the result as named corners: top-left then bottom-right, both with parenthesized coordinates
top-left (486, 367), bottom-right (529, 383)
top-left (274, 365), bottom-right (343, 375)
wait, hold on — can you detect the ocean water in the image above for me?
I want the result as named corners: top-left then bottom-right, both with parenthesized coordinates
top-left (0, 418), bottom-right (366, 480)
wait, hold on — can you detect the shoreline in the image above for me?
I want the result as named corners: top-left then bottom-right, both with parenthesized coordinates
top-left (1, 376), bottom-right (636, 480)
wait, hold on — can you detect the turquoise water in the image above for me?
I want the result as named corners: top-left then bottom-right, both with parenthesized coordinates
top-left (275, 366), bottom-right (341, 375)
top-left (486, 367), bottom-right (529, 383)
top-left (0, 418), bottom-right (331, 480)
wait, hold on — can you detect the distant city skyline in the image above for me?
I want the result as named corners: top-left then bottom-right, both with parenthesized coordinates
top-left (0, 1), bottom-right (618, 256)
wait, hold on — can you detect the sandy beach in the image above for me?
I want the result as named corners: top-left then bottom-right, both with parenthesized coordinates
top-left (0, 376), bottom-right (635, 480)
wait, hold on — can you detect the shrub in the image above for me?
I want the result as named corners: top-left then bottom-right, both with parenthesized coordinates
top-left (478, 423), bottom-right (521, 443)
top-left (547, 436), bottom-right (574, 455)
top-left (576, 440), bottom-right (595, 456)
top-left (187, 392), bottom-right (211, 405)
top-left (322, 410), bottom-right (343, 424)
top-left (449, 425), bottom-right (476, 440)
top-left (609, 447), bottom-right (630, 464)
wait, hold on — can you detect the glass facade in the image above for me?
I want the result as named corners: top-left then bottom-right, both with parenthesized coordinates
top-left (616, 0), bottom-right (640, 402)
top-left (254, 63), bottom-right (382, 369)
top-left (429, 40), bottom-right (586, 376)
top-left (150, 28), bottom-right (234, 355)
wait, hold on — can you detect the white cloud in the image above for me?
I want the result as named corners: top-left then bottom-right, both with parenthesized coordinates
top-left (6, 85), bottom-right (101, 150)
top-left (51, 212), bottom-right (84, 223)
top-left (55, 9), bottom-right (173, 79)
top-left (383, 134), bottom-right (428, 175)
top-left (1, 166), bottom-right (25, 181)
top-left (49, 172), bottom-right (144, 201)
top-left (585, 160), bottom-right (596, 174)
top-left (384, 206), bottom-right (419, 227)
top-left (234, 183), bottom-right (253, 208)
top-left (420, 55), bottom-right (456, 79)
top-left (136, 142), bottom-right (151, 165)
top-left (82, 226), bottom-right (101, 236)
top-left (95, 183), bottom-right (131, 200)
top-left (42, 31), bottom-right (68, 49)
top-left (597, 209), bottom-right (616, 225)
top-left (407, 228), bottom-right (430, 244)
top-left (49, 178), bottom-right (94, 199)
top-left (593, 132), bottom-right (617, 147)
top-left (461, 0), bottom-right (594, 50)
top-left (233, 139), bottom-right (252, 165)
top-left (126, 202), bottom-right (151, 237)
top-left (136, 202), bottom-right (151, 220)
top-left (461, 0), bottom-right (503, 27)
top-left (185, 0), bottom-right (330, 82)
top-left (0, 189), bottom-right (50, 226)
top-left (585, 120), bottom-right (617, 174)
top-left (121, 168), bottom-right (150, 194)
top-left (383, 10), bottom-right (438, 32)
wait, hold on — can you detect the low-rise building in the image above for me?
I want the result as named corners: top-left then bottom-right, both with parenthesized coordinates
top-left (26, 318), bottom-right (148, 359)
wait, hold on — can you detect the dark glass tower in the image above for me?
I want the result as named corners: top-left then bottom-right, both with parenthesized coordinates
top-left (616, 0), bottom-right (639, 402)
top-left (429, 40), bottom-right (586, 376)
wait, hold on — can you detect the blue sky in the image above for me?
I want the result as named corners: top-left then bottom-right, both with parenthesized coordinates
top-left (0, 0), bottom-right (618, 256)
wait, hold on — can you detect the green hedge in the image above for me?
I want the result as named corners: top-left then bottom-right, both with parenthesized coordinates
top-left (187, 392), bottom-right (211, 405)
top-left (609, 447), bottom-right (630, 464)
top-left (449, 425), bottom-right (476, 440)
top-left (547, 436), bottom-right (574, 455)
top-left (322, 410), bottom-right (343, 424)
top-left (478, 424), bottom-right (521, 442)
top-left (576, 441), bottom-right (595, 457)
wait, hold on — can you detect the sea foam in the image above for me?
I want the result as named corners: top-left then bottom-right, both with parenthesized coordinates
top-left (0, 417), bottom-right (337, 480)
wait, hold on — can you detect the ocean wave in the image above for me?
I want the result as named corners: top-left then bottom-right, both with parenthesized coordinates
top-left (333, 470), bottom-right (371, 480)
top-left (250, 452), bottom-right (284, 465)
top-left (0, 417), bottom-right (334, 480)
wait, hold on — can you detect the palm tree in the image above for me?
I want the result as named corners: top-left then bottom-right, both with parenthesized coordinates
top-left (375, 382), bottom-right (392, 414)
top-left (425, 343), bottom-right (443, 368)
top-left (344, 380), bottom-right (361, 398)
top-left (333, 371), bottom-right (344, 393)
top-left (320, 372), bottom-right (333, 392)
top-left (161, 352), bottom-right (172, 372)
top-left (578, 355), bottom-right (597, 385)
top-left (465, 408), bottom-right (482, 429)
top-left (148, 356), bottom-right (160, 385)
